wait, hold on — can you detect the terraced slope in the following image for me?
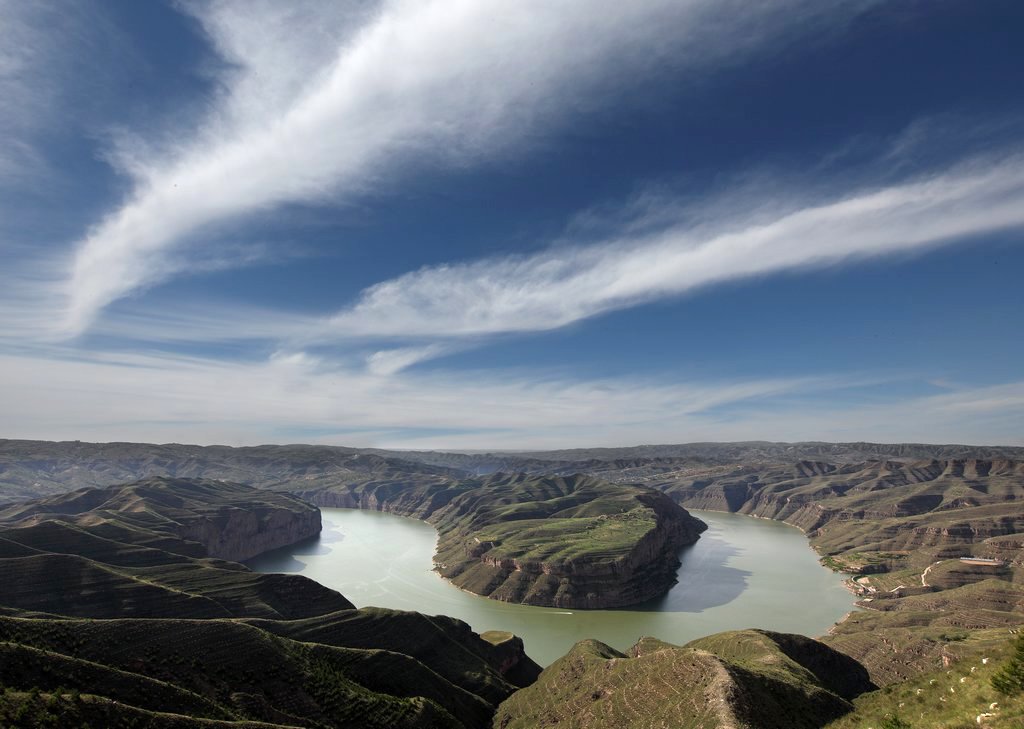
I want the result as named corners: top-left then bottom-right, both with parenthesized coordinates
top-left (638, 459), bottom-right (1024, 683)
top-left (825, 630), bottom-right (1024, 729)
top-left (293, 472), bottom-right (706, 608)
top-left (0, 478), bottom-right (351, 619)
top-left (0, 445), bottom-right (707, 608)
top-left (0, 477), bottom-right (325, 562)
top-left (0, 614), bottom-right (525, 729)
top-left (650, 458), bottom-right (1024, 568)
top-left (0, 479), bottom-right (540, 728)
top-left (7, 438), bottom-right (1024, 702)
top-left (494, 629), bottom-right (874, 729)
top-left (369, 441), bottom-right (1024, 476)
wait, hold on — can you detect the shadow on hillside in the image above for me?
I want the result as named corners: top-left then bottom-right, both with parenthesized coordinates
top-left (631, 528), bottom-right (751, 613)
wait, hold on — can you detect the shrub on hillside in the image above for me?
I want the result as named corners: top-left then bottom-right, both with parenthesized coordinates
top-left (880, 713), bottom-right (911, 729)
top-left (992, 634), bottom-right (1024, 695)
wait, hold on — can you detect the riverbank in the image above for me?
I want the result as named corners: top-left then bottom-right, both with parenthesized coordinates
top-left (250, 507), bottom-right (856, 666)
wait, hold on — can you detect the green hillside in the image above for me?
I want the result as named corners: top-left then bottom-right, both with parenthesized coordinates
top-left (0, 478), bottom-right (354, 620)
top-left (0, 442), bottom-right (709, 609)
top-left (639, 459), bottom-right (1024, 682)
top-left (493, 629), bottom-right (875, 729)
top-left (293, 472), bottom-right (706, 608)
top-left (826, 631), bottom-right (1024, 729)
top-left (0, 479), bottom-right (540, 728)
top-left (5, 442), bottom-right (1024, 726)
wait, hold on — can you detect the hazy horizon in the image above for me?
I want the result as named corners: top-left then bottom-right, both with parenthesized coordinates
top-left (4, 435), bottom-right (1022, 455)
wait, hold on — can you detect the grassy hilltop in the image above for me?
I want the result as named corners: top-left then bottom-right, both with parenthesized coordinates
top-left (0, 441), bottom-right (708, 609)
top-left (494, 629), bottom-right (875, 729)
top-left (0, 478), bottom-right (540, 728)
top-left (293, 472), bottom-right (706, 608)
top-left (825, 633), bottom-right (1024, 729)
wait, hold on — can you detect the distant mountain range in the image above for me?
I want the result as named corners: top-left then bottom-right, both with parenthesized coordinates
top-left (3, 438), bottom-right (1023, 504)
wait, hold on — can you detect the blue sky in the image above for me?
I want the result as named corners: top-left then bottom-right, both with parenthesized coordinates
top-left (1, 0), bottom-right (1023, 449)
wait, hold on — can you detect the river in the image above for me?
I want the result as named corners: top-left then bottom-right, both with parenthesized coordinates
top-left (248, 507), bottom-right (855, 666)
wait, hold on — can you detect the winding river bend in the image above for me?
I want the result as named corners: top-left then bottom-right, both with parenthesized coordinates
top-left (249, 507), bottom-right (855, 666)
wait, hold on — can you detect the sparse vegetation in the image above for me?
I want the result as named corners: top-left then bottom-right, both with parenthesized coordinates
top-left (320, 472), bottom-right (705, 608)
top-left (4, 441), bottom-right (1024, 727)
top-left (0, 479), bottom-right (540, 729)
top-left (496, 629), bottom-right (874, 729)
top-left (992, 634), bottom-right (1024, 696)
top-left (825, 631), bottom-right (1024, 729)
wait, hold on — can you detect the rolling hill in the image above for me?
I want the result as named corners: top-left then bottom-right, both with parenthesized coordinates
top-left (5, 439), bottom-right (1024, 726)
top-left (291, 471), bottom-right (706, 609)
top-left (494, 629), bottom-right (875, 729)
top-left (0, 478), bottom-right (540, 728)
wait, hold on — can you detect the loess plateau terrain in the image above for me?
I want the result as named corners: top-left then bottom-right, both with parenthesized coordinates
top-left (0, 478), bottom-right (540, 728)
top-left (3, 440), bottom-right (1024, 727)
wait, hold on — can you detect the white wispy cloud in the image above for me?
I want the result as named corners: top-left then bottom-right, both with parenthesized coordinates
top-left (88, 300), bottom-right (317, 347)
top-left (0, 347), bottom-right (1020, 449)
top-left (365, 345), bottom-right (453, 376)
top-left (0, 0), bottom-right (134, 342)
top-left (0, 0), bottom-right (129, 190)
top-left (0, 348), bottom-right (800, 443)
top-left (54, 145), bottom-right (1024, 376)
top-left (326, 154), bottom-right (1024, 339)
top-left (0, 1), bottom-right (57, 187)
top-left (61, 0), bottom-right (874, 335)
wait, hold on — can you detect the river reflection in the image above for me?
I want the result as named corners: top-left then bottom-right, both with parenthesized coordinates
top-left (248, 507), bottom-right (855, 666)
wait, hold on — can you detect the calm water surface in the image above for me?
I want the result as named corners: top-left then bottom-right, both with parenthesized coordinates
top-left (249, 508), bottom-right (855, 666)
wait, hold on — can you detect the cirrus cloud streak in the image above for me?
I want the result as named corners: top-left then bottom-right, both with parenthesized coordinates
top-left (62, 0), bottom-right (875, 335)
top-left (327, 155), bottom-right (1024, 340)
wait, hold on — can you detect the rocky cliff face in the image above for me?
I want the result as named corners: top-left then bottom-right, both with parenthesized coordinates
top-left (658, 459), bottom-right (1024, 545)
top-left (437, 491), bottom-right (703, 609)
top-left (176, 501), bottom-right (322, 563)
top-left (293, 474), bottom-right (706, 609)
top-left (0, 477), bottom-right (324, 564)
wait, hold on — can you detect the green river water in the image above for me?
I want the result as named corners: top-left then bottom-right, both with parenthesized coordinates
top-left (248, 507), bottom-right (856, 666)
